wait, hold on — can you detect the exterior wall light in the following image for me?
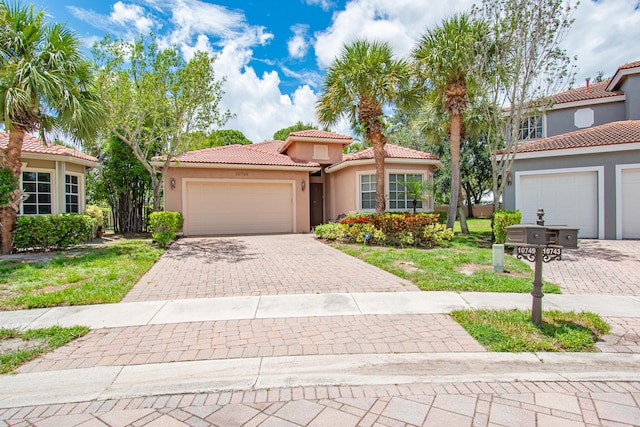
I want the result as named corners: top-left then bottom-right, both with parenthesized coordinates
top-left (506, 171), bottom-right (512, 186)
top-left (170, 177), bottom-right (176, 189)
top-left (301, 179), bottom-right (306, 191)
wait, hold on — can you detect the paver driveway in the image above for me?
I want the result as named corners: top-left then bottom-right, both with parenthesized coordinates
top-left (123, 234), bottom-right (418, 302)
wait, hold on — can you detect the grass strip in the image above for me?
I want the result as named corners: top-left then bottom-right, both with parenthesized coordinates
top-left (0, 326), bottom-right (89, 374)
top-left (452, 309), bottom-right (610, 352)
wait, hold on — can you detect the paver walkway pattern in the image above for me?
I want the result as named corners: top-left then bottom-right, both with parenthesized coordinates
top-left (1, 235), bottom-right (640, 426)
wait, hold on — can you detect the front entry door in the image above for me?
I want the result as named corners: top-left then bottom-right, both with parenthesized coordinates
top-left (310, 183), bottom-right (323, 227)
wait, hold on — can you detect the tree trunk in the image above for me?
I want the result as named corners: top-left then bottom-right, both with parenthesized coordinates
top-left (371, 133), bottom-right (386, 215)
top-left (458, 188), bottom-right (469, 235)
top-left (0, 129), bottom-right (25, 254)
top-left (447, 113), bottom-right (462, 229)
top-left (464, 182), bottom-right (474, 218)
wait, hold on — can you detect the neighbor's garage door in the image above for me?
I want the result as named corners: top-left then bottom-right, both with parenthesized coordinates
top-left (185, 180), bottom-right (293, 235)
top-left (621, 168), bottom-right (640, 239)
top-left (518, 171), bottom-right (598, 238)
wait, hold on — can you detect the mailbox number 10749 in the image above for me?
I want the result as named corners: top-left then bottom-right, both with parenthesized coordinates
top-left (516, 246), bottom-right (562, 256)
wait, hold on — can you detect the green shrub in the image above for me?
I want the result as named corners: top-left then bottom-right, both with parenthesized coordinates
top-left (84, 205), bottom-right (104, 236)
top-left (148, 211), bottom-right (183, 248)
top-left (317, 212), bottom-right (451, 248)
top-left (14, 214), bottom-right (96, 251)
top-left (493, 210), bottom-right (522, 243)
top-left (0, 167), bottom-right (18, 206)
top-left (100, 207), bottom-right (111, 229)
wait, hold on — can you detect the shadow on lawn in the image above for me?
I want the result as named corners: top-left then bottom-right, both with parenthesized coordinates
top-left (165, 238), bottom-right (259, 263)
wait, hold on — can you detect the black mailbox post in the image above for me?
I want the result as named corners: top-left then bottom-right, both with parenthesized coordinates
top-left (506, 210), bottom-right (579, 326)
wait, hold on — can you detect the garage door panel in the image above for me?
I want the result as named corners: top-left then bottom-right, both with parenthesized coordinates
top-left (621, 168), bottom-right (640, 239)
top-left (518, 171), bottom-right (597, 238)
top-left (186, 181), bottom-right (293, 235)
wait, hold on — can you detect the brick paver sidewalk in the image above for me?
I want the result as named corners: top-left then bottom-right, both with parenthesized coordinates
top-left (18, 314), bottom-right (484, 373)
top-left (2, 380), bottom-right (639, 426)
top-left (123, 235), bottom-right (417, 302)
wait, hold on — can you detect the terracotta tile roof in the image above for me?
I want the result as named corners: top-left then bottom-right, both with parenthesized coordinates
top-left (252, 140), bottom-right (285, 153)
top-left (505, 120), bottom-right (640, 154)
top-left (288, 129), bottom-right (352, 140)
top-left (617, 60), bottom-right (640, 71)
top-left (345, 144), bottom-right (440, 161)
top-left (549, 80), bottom-right (623, 105)
top-left (0, 131), bottom-right (98, 163)
top-left (165, 144), bottom-right (320, 168)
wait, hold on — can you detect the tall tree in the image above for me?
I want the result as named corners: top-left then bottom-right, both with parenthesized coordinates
top-left (471, 0), bottom-right (577, 209)
top-left (273, 121), bottom-right (316, 141)
top-left (93, 34), bottom-right (232, 211)
top-left (317, 39), bottom-right (417, 214)
top-left (185, 129), bottom-right (252, 150)
top-left (0, 1), bottom-right (103, 254)
top-left (412, 13), bottom-right (487, 229)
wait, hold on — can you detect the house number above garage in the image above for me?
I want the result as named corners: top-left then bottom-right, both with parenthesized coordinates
top-left (236, 171), bottom-right (249, 176)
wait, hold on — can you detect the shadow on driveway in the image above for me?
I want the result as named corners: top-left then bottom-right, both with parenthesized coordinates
top-left (164, 238), bottom-right (259, 264)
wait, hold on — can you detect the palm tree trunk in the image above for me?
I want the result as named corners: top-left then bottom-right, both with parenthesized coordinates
top-left (447, 113), bottom-right (461, 229)
top-left (372, 133), bottom-right (386, 215)
top-left (0, 128), bottom-right (25, 254)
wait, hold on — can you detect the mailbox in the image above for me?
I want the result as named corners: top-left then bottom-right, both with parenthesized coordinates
top-left (546, 226), bottom-right (579, 249)
top-left (505, 224), bottom-right (548, 246)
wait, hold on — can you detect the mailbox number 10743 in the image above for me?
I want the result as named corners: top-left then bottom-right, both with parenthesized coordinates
top-left (516, 246), bottom-right (562, 256)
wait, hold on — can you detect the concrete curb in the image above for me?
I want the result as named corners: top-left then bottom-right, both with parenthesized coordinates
top-left (2, 352), bottom-right (639, 408)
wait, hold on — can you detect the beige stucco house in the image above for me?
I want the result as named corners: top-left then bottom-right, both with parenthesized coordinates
top-left (0, 131), bottom-right (98, 215)
top-left (159, 130), bottom-right (442, 236)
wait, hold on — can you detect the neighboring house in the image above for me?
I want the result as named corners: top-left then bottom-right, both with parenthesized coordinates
top-left (502, 60), bottom-right (640, 239)
top-left (0, 131), bottom-right (98, 216)
top-left (158, 130), bottom-right (442, 236)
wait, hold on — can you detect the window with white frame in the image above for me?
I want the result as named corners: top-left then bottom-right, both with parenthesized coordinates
top-left (518, 115), bottom-right (543, 140)
top-left (22, 171), bottom-right (52, 215)
top-left (359, 174), bottom-right (376, 210)
top-left (389, 173), bottom-right (424, 210)
top-left (65, 174), bottom-right (79, 213)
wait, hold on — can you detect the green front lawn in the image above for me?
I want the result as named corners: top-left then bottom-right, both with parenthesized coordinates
top-left (333, 218), bottom-right (561, 294)
top-left (0, 239), bottom-right (164, 310)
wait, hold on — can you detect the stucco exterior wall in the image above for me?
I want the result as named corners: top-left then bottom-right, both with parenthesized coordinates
top-left (328, 163), bottom-right (436, 220)
top-left (503, 148), bottom-right (640, 239)
top-left (546, 101), bottom-right (626, 137)
top-left (164, 167), bottom-right (311, 232)
top-left (620, 74), bottom-right (640, 120)
top-left (285, 141), bottom-right (345, 165)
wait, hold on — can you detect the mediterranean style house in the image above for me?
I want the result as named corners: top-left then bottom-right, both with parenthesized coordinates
top-left (158, 130), bottom-right (442, 236)
top-left (501, 60), bottom-right (640, 239)
top-left (0, 132), bottom-right (98, 216)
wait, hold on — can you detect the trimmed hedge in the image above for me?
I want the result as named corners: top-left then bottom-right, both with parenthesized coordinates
top-left (316, 213), bottom-right (454, 248)
top-left (14, 214), bottom-right (96, 251)
top-left (148, 211), bottom-right (183, 248)
top-left (493, 209), bottom-right (522, 243)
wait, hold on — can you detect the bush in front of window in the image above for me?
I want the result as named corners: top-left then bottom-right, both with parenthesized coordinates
top-left (148, 211), bottom-right (183, 248)
top-left (13, 214), bottom-right (96, 251)
top-left (315, 212), bottom-right (452, 248)
top-left (84, 205), bottom-right (104, 237)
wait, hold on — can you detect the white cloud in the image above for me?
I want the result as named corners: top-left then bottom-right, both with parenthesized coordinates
top-left (213, 43), bottom-right (319, 142)
top-left (110, 1), bottom-right (154, 33)
top-left (288, 24), bottom-right (309, 59)
top-left (313, 0), bottom-right (474, 68)
top-left (304, 0), bottom-right (336, 12)
top-left (563, 0), bottom-right (640, 82)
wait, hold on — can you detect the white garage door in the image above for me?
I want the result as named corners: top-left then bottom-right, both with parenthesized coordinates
top-left (518, 171), bottom-right (598, 238)
top-left (621, 168), bottom-right (640, 239)
top-left (185, 180), bottom-right (294, 235)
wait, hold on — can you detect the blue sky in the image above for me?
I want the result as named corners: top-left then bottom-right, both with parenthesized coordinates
top-left (30, 0), bottom-right (640, 142)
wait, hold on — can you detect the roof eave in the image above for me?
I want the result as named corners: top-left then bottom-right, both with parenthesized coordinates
top-left (280, 135), bottom-right (352, 153)
top-left (507, 141), bottom-right (640, 160)
top-left (152, 161), bottom-right (321, 172)
top-left (21, 152), bottom-right (98, 168)
top-left (325, 157), bottom-right (442, 173)
top-left (548, 94), bottom-right (626, 111)
top-left (606, 66), bottom-right (640, 91)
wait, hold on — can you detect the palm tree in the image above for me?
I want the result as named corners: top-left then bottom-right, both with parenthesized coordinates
top-left (0, 1), bottom-right (103, 254)
top-left (317, 39), bottom-right (417, 214)
top-left (412, 13), bottom-right (486, 229)
top-left (399, 178), bottom-right (433, 214)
